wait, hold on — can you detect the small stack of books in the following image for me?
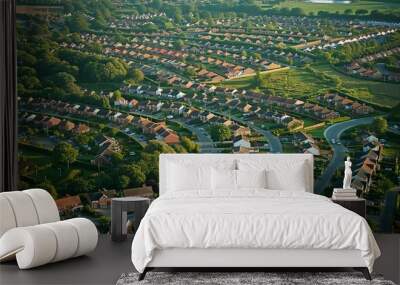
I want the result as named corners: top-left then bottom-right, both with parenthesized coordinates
top-left (332, 188), bottom-right (358, 200)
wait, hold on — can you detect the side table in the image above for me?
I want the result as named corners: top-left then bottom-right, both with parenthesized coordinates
top-left (111, 197), bottom-right (150, 241)
top-left (331, 198), bottom-right (366, 218)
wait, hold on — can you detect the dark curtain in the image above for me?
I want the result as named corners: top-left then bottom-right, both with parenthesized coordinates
top-left (0, 0), bottom-right (18, 192)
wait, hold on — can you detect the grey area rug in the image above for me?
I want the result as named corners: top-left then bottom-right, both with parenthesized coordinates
top-left (116, 272), bottom-right (395, 285)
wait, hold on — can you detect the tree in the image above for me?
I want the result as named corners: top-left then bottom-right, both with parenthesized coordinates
top-left (111, 152), bottom-right (124, 164)
top-left (110, 127), bottom-right (119, 136)
top-left (66, 177), bottom-right (95, 194)
top-left (253, 70), bottom-right (269, 88)
top-left (54, 142), bottom-right (79, 168)
top-left (142, 23), bottom-right (159, 33)
top-left (117, 175), bottom-right (130, 190)
top-left (355, 9), bottom-right (368, 15)
top-left (253, 52), bottom-right (262, 60)
top-left (122, 164), bottom-right (146, 187)
top-left (37, 180), bottom-right (58, 199)
top-left (290, 7), bottom-right (306, 16)
top-left (174, 39), bottom-right (185, 50)
top-left (173, 144), bottom-right (187, 153)
top-left (97, 216), bottom-right (110, 234)
top-left (113, 90), bottom-right (122, 100)
top-left (388, 103), bottom-right (400, 121)
top-left (87, 43), bottom-right (103, 54)
top-left (75, 134), bottom-right (91, 145)
top-left (344, 9), bottom-right (353, 15)
top-left (185, 67), bottom-right (197, 78)
top-left (372, 117), bottom-right (388, 135)
top-left (181, 136), bottom-right (199, 153)
top-left (210, 125), bottom-right (232, 141)
top-left (102, 97), bottom-right (111, 108)
top-left (144, 140), bottom-right (175, 153)
top-left (67, 13), bottom-right (89, 32)
top-left (49, 72), bottom-right (82, 96)
top-left (129, 68), bottom-right (144, 83)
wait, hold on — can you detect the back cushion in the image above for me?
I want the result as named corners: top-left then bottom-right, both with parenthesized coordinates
top-left (238, 159), bottom-right (309, 191)
top-left (0, 189), bottom-right (60, 238)
top-left (0, 191), bottom-right (39, 228)
top-left (24, 189), bottom-right (60, 224)
top-left (0, 196), bottom-right (17, 237)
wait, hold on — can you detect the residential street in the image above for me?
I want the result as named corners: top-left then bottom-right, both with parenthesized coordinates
top-left (314, 117), bottom-right (375, 194)
top-left (209, 110), bottom-right (283, 153)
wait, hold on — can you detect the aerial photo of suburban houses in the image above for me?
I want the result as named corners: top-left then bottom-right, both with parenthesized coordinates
top-left (16, 0), bottom-right (400, 233)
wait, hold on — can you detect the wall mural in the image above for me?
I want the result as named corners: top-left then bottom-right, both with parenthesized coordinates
top-left (16, 0), bottom-right (400, 233)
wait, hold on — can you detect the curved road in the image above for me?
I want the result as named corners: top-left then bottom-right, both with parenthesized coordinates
top-left (314, 117), bottom-right (375, 194)
top-left (252, 126), bottom-right (283, 153)
top-left (210, 110), bottom-right (283, 153)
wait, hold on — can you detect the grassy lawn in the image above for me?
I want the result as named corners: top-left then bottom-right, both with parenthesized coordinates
top-left (303, 118), bottom-right (319, 127)
top-left (282, 142), bottom-right (301, 153)
top-left (382, 142), bottom-right (400, 157)
top-left (220, 67), bottom-right (332, 98)
top-left (220, 65), bottom-right (400, 107)
top-left (307, 126), bottom-right (327, 139)
top-left (313, 65), bottom-right (400, 107)
top-left (272, 0), bottom-right (400, 14)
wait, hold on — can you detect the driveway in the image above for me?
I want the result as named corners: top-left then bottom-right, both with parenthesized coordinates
top-left (314, 117), bottom-right (375, 194)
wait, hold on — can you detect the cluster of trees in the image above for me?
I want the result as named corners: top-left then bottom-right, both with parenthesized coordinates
top-left (372, 117), bottom-right (388, 135)
top-left (253, 70), bottom-right (271, 89)
top-left (210, 125), bottom-right (232, 142)
top-left (58, 49), bottom-right (129, 83)
top-left (22, 135), bottom-right (200, 197)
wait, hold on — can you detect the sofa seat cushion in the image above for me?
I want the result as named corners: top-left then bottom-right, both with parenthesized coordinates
top-left (0, 218), bottom-right (98, 269)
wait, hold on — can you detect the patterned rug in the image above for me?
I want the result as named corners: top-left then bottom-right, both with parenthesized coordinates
top-left (116, 271), bottom-right (395, 285)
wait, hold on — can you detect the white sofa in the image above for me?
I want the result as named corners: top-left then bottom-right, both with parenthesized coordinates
top-left (0, 189), bottom-right (98, 269)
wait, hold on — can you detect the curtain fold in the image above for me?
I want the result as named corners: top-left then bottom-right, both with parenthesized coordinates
top-left (0, 0), bottom-right (18, 192)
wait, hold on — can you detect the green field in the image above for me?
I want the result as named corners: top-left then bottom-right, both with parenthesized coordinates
top-left (307, 126), bottom-right (327, 138)
top-left (221, 67), bottom-right (335, 98)
top-left (313, 65), bottom-right (400, 107)
top-left (220, 64), bottom-right (400, 107)
top-left (273, 0), bottom-right (400, 14)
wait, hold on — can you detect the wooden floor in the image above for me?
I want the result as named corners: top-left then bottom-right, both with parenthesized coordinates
top-left (0, 234), bottom-right (399, 285)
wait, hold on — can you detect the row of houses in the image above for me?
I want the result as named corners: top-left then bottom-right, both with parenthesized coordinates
top-left (351, 143), bottom-right (383, 193)
top-left (21, 97), bottom-right (180, 145)
top-left (319, 93), bottom-right (374, 115)
top-left (244, 92), bottom-right (339, 121)
top-left (55, 185), bottom-right (155, 214)
top-left (20, 113), bottom-right (91, 134)
top-left (306, 29), bottom-right (397, 52)
top-left (126, 81), bottom-right (339, 124)
top-left (344, 47), bottom-right (400, 82)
